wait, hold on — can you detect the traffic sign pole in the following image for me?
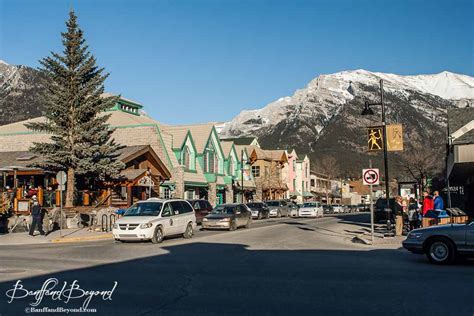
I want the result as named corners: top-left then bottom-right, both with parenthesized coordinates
top-left (369, 160), bottom-right (374, 245)
top-left (56, 171), bottom-right (67, 238)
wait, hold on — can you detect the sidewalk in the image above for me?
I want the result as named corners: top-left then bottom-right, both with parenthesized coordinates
top-left (0, 227), bottom-right (113, 245)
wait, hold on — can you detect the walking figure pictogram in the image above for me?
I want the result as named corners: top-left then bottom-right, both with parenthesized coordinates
top-left (368, 128), bottom-right (383, 150)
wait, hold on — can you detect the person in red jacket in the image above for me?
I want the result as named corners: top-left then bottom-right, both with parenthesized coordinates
top-left (422, 191), bottom-right (434, 216)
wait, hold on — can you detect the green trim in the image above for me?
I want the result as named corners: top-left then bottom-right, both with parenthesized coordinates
top-left (184, 181), bottom-right (208, 187)
top-left (185, 169), bottom-right (197, 174)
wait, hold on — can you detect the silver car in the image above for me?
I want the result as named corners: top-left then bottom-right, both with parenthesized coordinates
top-left (402, 221), bottom-right (474, 264)
top-left (266, 200), bottom-right (290, 217)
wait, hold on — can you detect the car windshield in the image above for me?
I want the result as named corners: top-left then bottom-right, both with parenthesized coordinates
top-left (247, 203), bottom-right (262, 208)
top-left (211, 206), bottom-right (235, 215)
top-left (266, 201), bottom-right (279, 206)
top-left (124, 202), bottom-right (163, 216)
top-left (303, 203), bottom-right (316, 207)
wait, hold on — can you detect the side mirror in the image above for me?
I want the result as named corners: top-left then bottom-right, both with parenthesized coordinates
top-left (236, 211), bottom-right (241, 215)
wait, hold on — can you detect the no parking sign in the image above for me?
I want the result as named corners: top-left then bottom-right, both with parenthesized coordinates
top-left (363, 169), bottom-right (379, 186)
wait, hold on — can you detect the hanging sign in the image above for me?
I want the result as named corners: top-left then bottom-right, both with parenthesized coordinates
top-left (367, 127), bottom-right (383, 151)
top-left (387, 124), bottom-right (403, 151)
top-left (138, 176), bottom-right (155, 187)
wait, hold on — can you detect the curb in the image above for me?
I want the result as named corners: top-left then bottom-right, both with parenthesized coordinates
top-left (51, 233), bottom-right (113, 243)
top-left (351, 235), bottom-right (371, 245)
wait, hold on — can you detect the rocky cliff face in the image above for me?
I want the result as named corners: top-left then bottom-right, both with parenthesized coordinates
top-left (0, 60), bottom-right (48, 126)
top-left (218, 70), bottom-right (473, 176)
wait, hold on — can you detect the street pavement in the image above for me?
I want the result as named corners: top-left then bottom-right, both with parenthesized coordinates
top-left (0, 213), bottom-right (472, 315)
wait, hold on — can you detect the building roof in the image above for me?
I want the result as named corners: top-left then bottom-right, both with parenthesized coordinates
top-left (162, 123), bottom-right (214, 153)
top-left (101, 92), bottom-right (142, 107)
top-left (221, 137), bottom-right (258, 146)
top-left (448, 107), bottom-right (474, 145)
top-left (219, 140), bottom-right (235, 158)
top-left (0, 110), bottom-right (162, 136)
top-left (0, 151), bottom-right (46, 171)
top-left (249, 146), bottom-right (287, 162)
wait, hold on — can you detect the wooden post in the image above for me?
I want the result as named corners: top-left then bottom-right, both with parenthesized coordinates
top-left (83, 191), bottom-right (90, 206)
top-left (56, 190), bottom-right (61, 207)
top-left (127, 185), bottom-right (132, 207)
top-left (38, 186), bottom-right (44, 205)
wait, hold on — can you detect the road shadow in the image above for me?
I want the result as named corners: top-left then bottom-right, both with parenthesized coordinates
top-left (0, 242), bottom-right (473, 316)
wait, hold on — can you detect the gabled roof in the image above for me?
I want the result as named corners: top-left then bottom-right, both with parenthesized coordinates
top-left (162, 123), bottom-right (215, 153)
top-left (220, 140), bottom-right (237, 158)
top-left (249, 146), bottom-right (288, 162)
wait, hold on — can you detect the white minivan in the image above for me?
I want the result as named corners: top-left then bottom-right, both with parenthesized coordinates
top-left (113, 198), bottom-right (197, 244)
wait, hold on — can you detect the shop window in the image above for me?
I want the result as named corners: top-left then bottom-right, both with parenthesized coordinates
top-left (252, 166), bottom-right (260, 177)
top-left (161, 187), bottom-right (170, 199)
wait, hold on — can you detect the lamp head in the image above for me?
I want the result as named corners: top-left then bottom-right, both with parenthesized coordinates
top-left (361, 102), bottom-right (375, 115)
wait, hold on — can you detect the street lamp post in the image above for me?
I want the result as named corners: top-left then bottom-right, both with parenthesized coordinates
top-left (241, 150), bottom-right (244, 203)
top-left (362, 79), bottom-right (393, 236)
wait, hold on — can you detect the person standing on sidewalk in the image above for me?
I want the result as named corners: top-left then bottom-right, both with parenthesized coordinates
top-left (422, 191), bottom-right (434, 216)
top-left (29, 195), bottom-right (45, 236)
top-left (394, 196), bottom-right (404, 236)
top-left (433, 191), bottom-right (444, 211)
top-left (407, 197), bottom-right (419, 231)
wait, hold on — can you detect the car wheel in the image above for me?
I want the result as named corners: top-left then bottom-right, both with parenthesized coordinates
top-left (229, 219), bottom-right (237, 231)
top-left (426, 237), bottom-right (455, 265)
top-left (183, 222), bottom-right (193, 239)
top-left (151, 226), bottom-right (164, 244)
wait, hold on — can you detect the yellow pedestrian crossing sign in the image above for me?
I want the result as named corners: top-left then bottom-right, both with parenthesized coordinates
top-left (367, 127), bottom-right (383, 151)
top-left (387, 124), bottom-right (403, 151)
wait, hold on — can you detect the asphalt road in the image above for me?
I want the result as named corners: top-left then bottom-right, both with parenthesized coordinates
top-left (0, 214), bottom-right (472, 316)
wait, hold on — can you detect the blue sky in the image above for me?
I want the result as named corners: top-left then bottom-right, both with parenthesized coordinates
top-left (1, 0), bottom-right (472, 124)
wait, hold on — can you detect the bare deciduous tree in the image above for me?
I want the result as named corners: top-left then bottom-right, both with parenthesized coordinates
top-left (315, 156), bottom-right (340, 204)
top-left (400, 146), bottom-right (444, 192)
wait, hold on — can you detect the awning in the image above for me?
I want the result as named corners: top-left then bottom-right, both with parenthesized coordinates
top-left (303, 191), bottom-right (313, 197)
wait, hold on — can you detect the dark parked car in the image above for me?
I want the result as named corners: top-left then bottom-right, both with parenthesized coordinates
top-left (403, 221), bottom-right (474, 264)
top-left (201, 203), bottom-right (252, 231)
top-left (187, 199), bottom-right (213, 224)
top-left (246, 202), bottom-right (270, 219)
top-left (374, 198), bottom-right (396, 223)
top-left (323, 205), bottom-right (333, 214)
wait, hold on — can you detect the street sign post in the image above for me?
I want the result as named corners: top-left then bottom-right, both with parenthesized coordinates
top-left (363, 164), bottom-right (378, 244)
top-left (56, 171), bottom-right (67, 238)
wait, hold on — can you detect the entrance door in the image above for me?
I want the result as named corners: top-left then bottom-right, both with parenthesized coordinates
top-left (217, 192), bottom-right (224, 205)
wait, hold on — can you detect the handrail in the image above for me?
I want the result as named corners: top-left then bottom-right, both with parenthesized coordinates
top-left (94, 193), bottom-right (111, 208)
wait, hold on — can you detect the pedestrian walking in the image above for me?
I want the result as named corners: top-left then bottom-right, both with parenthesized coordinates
top-left (29, 195), bottom-right (45, 236)
top-left (433, 190), bottom-right (444, 211)
top-left (394, 196), bottom-right (404, 236)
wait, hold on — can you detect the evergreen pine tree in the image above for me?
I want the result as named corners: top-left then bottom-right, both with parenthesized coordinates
top-left (26, 11), bottom-right (124, 207)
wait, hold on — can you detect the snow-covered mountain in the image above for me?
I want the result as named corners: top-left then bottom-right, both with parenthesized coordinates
top-left (0, 60), bottom-right (49, 126)
top-left (219, 70), bottom-right (473, 175)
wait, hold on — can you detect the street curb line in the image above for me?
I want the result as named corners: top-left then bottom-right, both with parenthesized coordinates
top-left (351, 235), bottom-right (371, 245)
top-left (51, 233), bottom-right (113, 243)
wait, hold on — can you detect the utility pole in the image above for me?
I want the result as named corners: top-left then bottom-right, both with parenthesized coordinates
top-left (241, 150), bottom-right (244, 203)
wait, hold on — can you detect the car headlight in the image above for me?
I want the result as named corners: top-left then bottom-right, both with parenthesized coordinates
top-left (407, 232), bottom-right (423, 239)
top-left (113, 223), bottom-right (118, 229)
top-left (203, 218), bottom-right (208, 222)
top-left (219, 218), bottom-right (231, 222)
top-left (139, 222), bottom-right (153, 229)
